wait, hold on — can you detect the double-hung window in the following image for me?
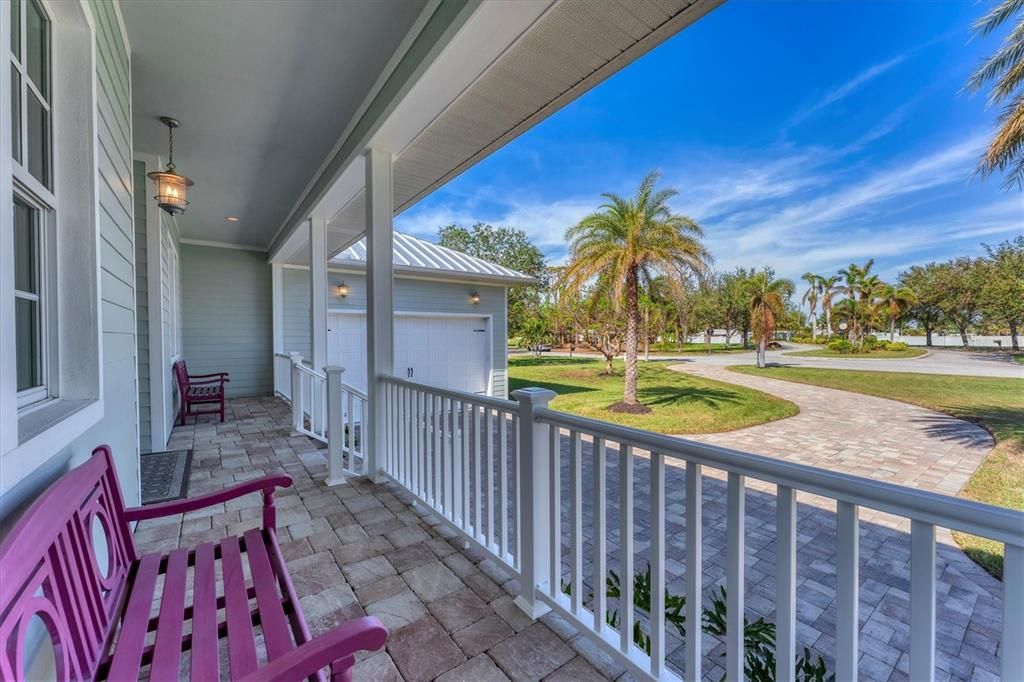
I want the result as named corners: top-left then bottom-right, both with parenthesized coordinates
top-left (10, 0), bottom-right (54, 410)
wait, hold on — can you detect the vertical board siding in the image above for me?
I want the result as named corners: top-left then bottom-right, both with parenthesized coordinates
top-left (282, 268), bottom-right (509, 395)
top-left (181, 245), bottom-right (273, 397)
top-left (132, 161), bottom-right (150, 452)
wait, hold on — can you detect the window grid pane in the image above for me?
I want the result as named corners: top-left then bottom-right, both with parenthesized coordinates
top-left (11, 65), bottom-right (21, 164)
top-left (25, 0), bottom-right (47, 97)
top-left (15, 297), bottom-right (41, 392)
top-left (26, 87), bottom-right (49, 188)
top-left (14, 198), bottom-right (36, 294)
top-left (10, 0), bottom-right (20, 59)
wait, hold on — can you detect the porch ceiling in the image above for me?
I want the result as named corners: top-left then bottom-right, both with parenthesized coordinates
top-left (271, 0), bottom-right (724, 265)
top-left (122, 0), bottom-right (430, 249)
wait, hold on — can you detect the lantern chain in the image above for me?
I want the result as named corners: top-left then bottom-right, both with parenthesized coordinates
top-left (166, 125), bottom-right (176, 170)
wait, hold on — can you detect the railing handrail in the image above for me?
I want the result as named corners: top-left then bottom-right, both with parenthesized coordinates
top-left (536, 407), bottom-right (1024, 546)
top-left (341, 382), bottom-right (368, 401)
top-left (295, 362), bottom-right (325, 380)
top-left (380, 374), bottom-right (516, 412)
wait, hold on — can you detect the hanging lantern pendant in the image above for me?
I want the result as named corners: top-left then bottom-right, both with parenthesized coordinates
top-left (148, 116), bottom-right (194, 216)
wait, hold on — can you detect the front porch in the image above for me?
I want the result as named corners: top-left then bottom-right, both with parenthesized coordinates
top-left (134, 397), bottom-right (603, 682)
top-left (134, 394), bottom-right (1011, 681)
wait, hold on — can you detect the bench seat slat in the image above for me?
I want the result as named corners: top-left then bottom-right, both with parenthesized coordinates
top-left (190, 542), bottom-right (220, 682)
top-left (222, 535), bottom-right (259, 678)
top-left (243, 528), bottom-right (295, 660)
top-left (106, 553), bottom-right (162, 680)
top-left (150, 548), bottom-right (190, 681)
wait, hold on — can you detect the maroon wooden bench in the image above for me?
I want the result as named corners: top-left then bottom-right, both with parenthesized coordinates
top-left (174, 359), bottom-right (228, 424)
top-left (0, 445), bottom-right (387, 681)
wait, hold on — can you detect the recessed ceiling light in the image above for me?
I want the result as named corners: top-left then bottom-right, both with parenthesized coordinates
top-left (225, 216), bottom-right (240, 222)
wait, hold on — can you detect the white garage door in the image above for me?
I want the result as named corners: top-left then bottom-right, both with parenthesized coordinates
top-left (327, 313), bottom-right (490, 395)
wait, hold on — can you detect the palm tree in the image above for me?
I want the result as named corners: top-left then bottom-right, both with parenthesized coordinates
top-left (560, 171), bottom-right (711, 408)
top-left (878, 284), bottom-right (918, 341)
top-left (748, 270), bottom-right (794, 368)
top-left (837, 260), bottom-right (877, 346)
top-left (819, 275), bottom-right (840, 337)
top-left (966, 0), bottom-right (1024, 190)
top-left (801, 273), bottom-right (822, 342)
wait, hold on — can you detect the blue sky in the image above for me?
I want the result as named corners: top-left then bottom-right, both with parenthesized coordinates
top-left (396, 0), bottom-right (1024, 286)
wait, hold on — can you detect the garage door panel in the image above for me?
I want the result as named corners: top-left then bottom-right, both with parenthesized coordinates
top-left (328, 313), bottom-right (489, 395)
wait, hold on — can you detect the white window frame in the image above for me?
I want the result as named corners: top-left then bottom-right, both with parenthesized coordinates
top-left (10, 0), bottom-right (55, 202)
top-left (12, 187), bottom-right (56, 409)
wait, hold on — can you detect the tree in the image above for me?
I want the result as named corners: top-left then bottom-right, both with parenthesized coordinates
top-left (819, 275), bottom-right (840, 338)
top-left (720, 269), bottom-right (752, 349)
top-left (934, 258), bottom-right (986, 347)
top-left (801, 273), bottom-right (822, 342)
top-left (966, 0), bottom-right (1024, 190)
top-left (980, 236), bottom-right (1024, 349)
top-left (438, 223), bottom-right (548, 337)
top-left (560, 171), bottom-right (711, 410)
top-left (562, 284), bottom-right (624, 373)
top-left (878, 284), bottom-right (918, 341)
top-left (900, 264), bottom-right (946, 346)
top-left (748, 269), bottom-right (794, 368)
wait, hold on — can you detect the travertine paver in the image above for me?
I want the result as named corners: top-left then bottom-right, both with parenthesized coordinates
top-left (133, 397), bottom-right (610, 682)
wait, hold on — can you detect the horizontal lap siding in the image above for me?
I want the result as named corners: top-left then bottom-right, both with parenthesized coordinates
top-left (83, 0), bottom-right (139, 503)
top-left (133, 162), bottom-right (150, 452)
top-left (281, 269), bottom-right (508, 396)
top-left (181, 245), bottom-right (273, 397)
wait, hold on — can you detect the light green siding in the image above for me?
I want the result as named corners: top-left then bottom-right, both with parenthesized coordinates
top-left (133, 161), bottom-right (150, 452)
top-left (282, 268), bottom-right (509, 396)
top-left (181, 245), bottom-right (273, 397)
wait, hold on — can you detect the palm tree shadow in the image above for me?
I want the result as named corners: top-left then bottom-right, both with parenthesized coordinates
top-left (910, 413), bottom-right (995, 448)
top-left (640, 385), bottom-right (743, 409)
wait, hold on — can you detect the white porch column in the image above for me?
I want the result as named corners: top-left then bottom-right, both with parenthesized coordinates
top-left (272, 263), bottom-right (284, 393)
top-left (324, 365), bottom-right (347, 486)
top-left (310, 216), bottom-right (328, 434)
top-left (365, 148), bottom-right (394, 482)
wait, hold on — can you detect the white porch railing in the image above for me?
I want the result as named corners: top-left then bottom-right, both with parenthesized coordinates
top-left (277, 354), bottom-right (368, 479)
top-left (376, 374), bottom-right (1023, 682)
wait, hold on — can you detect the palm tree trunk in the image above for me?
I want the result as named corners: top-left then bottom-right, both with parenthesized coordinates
top-left (757, 338), bottom-right (766, 368)
top-left (890, 316), bottom-right (897, 342)
top-left (1011, 320), bottom-right (1020, 351)
top-left (624, 269), bottom-right (640, 405)
top-left (643, 307), bottom-right (650, 362)
top-left (811, 313), bottom-right (817, 344)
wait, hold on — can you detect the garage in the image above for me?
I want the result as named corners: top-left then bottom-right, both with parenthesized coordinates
top-left (328, 312), bottom-right (491, 395)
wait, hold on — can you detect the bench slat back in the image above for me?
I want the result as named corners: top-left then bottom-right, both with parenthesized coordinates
top-left (173, 359), bottom-right (189, 394)
top-left (0, 446), bottom-right (136, 681)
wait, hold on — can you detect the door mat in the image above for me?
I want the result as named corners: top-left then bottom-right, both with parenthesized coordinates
top-left (140, 449), bottom-right (193, 505)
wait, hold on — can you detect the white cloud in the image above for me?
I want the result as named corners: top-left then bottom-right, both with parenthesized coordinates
top-left (790, 54), bottom-right (907, 125)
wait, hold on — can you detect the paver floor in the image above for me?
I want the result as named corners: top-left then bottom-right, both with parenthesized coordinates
top-left (132, 397), bottom-right (612, 682)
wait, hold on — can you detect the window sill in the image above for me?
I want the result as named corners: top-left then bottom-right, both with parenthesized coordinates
top-left (1, 400), bottom-right (103, 495)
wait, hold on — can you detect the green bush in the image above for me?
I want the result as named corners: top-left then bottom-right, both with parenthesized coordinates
top-left (862, 335), bottom-right (880, 350)
top-left (889, 341), bottom-right (908, 351)
top-left (792, 335), bottom-right (816, 344)
top-left (826, 339), bottom-right (855, 353)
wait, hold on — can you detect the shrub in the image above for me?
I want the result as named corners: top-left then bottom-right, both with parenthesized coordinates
top-left (889, 341), bottom-right (908, 351)
top-left (862, 335), bottom-right (880, 350)
top-left (827, 339), bottom-right (855, 353)
top-left (792, 335), bottom-right (816, 344)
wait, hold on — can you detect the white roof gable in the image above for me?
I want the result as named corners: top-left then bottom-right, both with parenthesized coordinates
top-left (331, 232), bottom-right (537, 285)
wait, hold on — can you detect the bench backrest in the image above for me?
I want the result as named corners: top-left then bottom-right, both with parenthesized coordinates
top-left (173, 359), bottom-right (189, 394)
top-left (0, 446), bottom-right (136, 680)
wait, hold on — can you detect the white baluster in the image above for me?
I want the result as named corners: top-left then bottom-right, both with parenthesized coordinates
top-left (650, 451), bottom-right (665, 678)
top-left (836, 501), bottom-right (859, 681)
top-left (486, 407), bottom-right (494, 548)
top-left (474, 404), bottom-right (482, 541)
top-left (592, 438), bottom-right (607, 633)
top-left (910, 520), bottom-right (935, 682)
top-left (499, 411), bottom-right (509, 560)
top-left (569, 430), bottom-right (583, 616)
top-left (619, 444), bottom-right (634, 655)
top-left (726, 472), bottom-right (745, 682)
top-left (550, 426), bottom-right (561, 597)
top-left (685, 461), bottom-right (702, 681)
top-left (776, 485), bottom-right (797, 682)
top-left (1003, 544), bottom-right (1024, 681)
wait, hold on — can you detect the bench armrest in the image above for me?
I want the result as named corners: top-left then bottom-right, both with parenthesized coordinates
top-left (189, 371), bottom-right (229, 379)
top-left (237, 617), bottom-right (387, 682)
top-left (125, 475), bottom-right (293, 529)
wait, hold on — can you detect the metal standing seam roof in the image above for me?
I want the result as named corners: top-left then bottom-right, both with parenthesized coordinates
top-left (331, 232), bottom-right (538, 285)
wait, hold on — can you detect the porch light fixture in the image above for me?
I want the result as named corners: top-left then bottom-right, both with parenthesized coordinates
top-left (469, 292), bottom-right (480, 304)
top-left (336, 282), bottom-right (350, 298)
top-left (147, 117), bottom-right (194, 216)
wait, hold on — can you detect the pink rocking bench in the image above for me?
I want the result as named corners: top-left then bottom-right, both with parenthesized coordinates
top-left (0, 445), bottom-right (387, 681)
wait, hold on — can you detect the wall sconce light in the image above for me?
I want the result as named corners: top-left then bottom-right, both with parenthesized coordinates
top-left (469, 292), bottom-right (480, 305)
top-left (147, 117), bottom-right (194, 216)
top-left (336, 282), bottom-right (350, 298)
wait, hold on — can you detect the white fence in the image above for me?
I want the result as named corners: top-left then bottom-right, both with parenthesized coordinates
top-left (375, 375), bottom-right (1022, 682)
top-left (277, 354), bottom-right (368, 480)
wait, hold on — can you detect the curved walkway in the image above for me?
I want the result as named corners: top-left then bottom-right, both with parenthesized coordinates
top-left (670, 363), bottom-right (994, 497)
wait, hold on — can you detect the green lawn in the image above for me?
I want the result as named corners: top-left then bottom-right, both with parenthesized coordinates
top-left (508, 357), bottom-right (797, 434)
top-left (1014, 355), bottom-right (1024, 365)
top-left (730, 365), bottom-right (1024, 577)
top-left (783, 347), bottom-right (927, 359)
